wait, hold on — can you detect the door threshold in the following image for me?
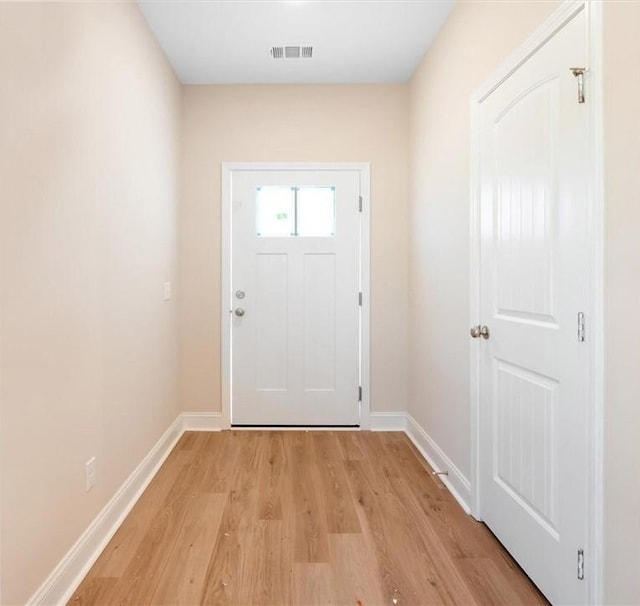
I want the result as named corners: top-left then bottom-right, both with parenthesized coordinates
top-left (231, 424), bottom-right (360, 429)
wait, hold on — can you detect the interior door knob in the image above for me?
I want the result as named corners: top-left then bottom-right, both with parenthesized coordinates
top-left (470, 325), bottom-right (490, 339)
top-left (234, 308), bottom-right (245, 317)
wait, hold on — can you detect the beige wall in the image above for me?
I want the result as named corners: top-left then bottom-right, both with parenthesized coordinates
top-left (0, 3), bottom-right (181, 603)
top-left (602, 2), bottom-right (640, 603)
top-left (179, 85), bottom-right (409, 416)
top-left (407, 0), bottom-right (560, 480)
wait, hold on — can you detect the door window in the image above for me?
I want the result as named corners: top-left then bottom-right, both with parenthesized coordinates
top-left (256, 186), bottom-right (335, 237)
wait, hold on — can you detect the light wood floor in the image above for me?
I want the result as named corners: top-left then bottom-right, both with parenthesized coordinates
top-left (69, 431), bottom-right (547, 605)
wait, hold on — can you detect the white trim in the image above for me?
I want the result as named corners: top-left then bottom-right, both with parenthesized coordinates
top-left (26, 416), bottom-right (183, 606)
top-left (221, 165), bottom-right (232, 431)
top-left (469, 2), bottom-right (604, 603)
top-left (472, 0), bottom-right (586, 104)
top-left (358, 165), bottom-right (372, 430)
top-left (585, 1), bottom-right (605, 602)
top-left (220, 162), bottom-right (371, 430)
top-left (405, 414), bottom-right (471, 514)
top-left (369, 412), bottom-right (407, 432)
top-left (182, 412), bottom-right (223, 432)
top-left (469, 88), bottom-right (482, 520)
top-left (221, 162), bottom-right (372, 173)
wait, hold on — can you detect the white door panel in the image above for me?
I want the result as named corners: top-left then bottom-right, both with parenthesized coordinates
top-left (477, 10), bottom-right (588, 605)
top-left (231, 170), bottom-right (361, 426)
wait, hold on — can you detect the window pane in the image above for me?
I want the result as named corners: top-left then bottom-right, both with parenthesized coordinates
top-left (297, 187), bottom-right (336, 237)
top-left (256, 187), bottom-right (295, 236)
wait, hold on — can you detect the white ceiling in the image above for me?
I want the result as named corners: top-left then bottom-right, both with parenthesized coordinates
top-left (137, 0), bottom-right (454, 84)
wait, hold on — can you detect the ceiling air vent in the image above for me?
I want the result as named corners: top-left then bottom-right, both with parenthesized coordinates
top-left (270, 45), bottom-right (313, 59)
top-left (285, 46), bottom-right (300, 58)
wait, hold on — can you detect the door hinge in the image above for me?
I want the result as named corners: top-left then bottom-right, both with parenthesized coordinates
top-left (570, 67), bottom-right (586, 104)
top-left (358, 385), bottom-right (362, 402)
top-left (577, 549), bottom-right (585, 580)
top-left (577, 312), bottom-right (586, 342)
top-left (358, 195), bottom-right (363, 212)
top-left (358, 291), bottom-right (363, 306)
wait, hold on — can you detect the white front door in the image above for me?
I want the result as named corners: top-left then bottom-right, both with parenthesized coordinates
top-left (230, 169), bottom-right (362, 426)
top-left (476, 10), bottom-right (589, 605)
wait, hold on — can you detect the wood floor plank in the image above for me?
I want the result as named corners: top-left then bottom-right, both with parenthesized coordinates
top-left (68, 577), bottom-right (118, 605)
top-left (345, 458), bottom-right (442, 606)
top-left (236, 435), bottom-right (292, 606)
top-left (239, 519), bottom-right (292, 606)
top-left (200, 431), bottom-right (243, 494)
top-left (70, 430), bottom-right (547, 606)
top-left (383, 432), bottom-right (490, 558)
top-left (257, 432), bottom-right (287, 521)
top-left (176, 431), bottom-right (199, 452)
top-left (328, 533), bottom-right (385, 606)
top-left (199, 431), bottom-right (266, 605)
top-left (335, 431), bottom-right (367, 461)
top-left (312, 432), bottom-right (361, 534)
top-left (196, 494), bottom-right (241, 605)
top-left (288, 433), bottom-right (331, 564)
top-left (312, 432), bottom-right (344, 462)
top-left (107, 437), bottom-right (221, 605)
top-left (316, 460), bottom-right (361, 534)
top-left (291, 563), bottom-right (337, 606)
top-left (149, 492), bottom-right (226, 605)
top-left (454, 557), bottom-right (548, 606)
top-left (382, 473), bottom-right (480, 605)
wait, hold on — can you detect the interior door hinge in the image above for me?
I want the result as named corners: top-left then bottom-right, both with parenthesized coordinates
top-left (358, 385), bottom-right (362, 402)
top-left (358, 291), bottom-right (363, 306)
top-left (577, 312), bottom-right (586, 342)
top-left (577, 549), bottom-right (585, 580)
top-left (570, 67), bottom-right (586, 103)
top-left (358, 195), bottom-right (363, 212)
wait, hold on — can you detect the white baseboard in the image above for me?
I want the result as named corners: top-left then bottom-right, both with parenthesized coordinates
top-left (26, 416), bottom-right (184, 606)
top-left (182, 411), bottom-right (222, 431)
top-left (405, 414), bottom-right (471, 513)
top-left (369, 411), bottom-right (407, 431)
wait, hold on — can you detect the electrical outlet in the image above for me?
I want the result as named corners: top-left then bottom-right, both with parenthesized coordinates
top-left (86, 457), bottom-right (96, 492)
top-left (163, 281), bottom-right (171, 301)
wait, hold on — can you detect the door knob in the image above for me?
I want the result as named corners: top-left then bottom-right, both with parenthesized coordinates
top-left (470, 325), bottom-right (490, 339)
top-left (234, 308), bottom-right (245, 317)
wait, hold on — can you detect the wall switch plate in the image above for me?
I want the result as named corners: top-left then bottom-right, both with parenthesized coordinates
top-left (86, 457), bottom-right (96, 492)
top-left (163, 281), bottom-right (171, 301)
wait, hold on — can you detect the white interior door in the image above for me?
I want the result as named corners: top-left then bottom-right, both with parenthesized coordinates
top-left (231, 169), bottom-right (362, 426)
top-left (476, 11), bottom-right (589, 605)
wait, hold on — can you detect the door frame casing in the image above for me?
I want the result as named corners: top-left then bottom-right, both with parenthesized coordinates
top-left (469, 2), bottom-right (604, 604)
top-left (221, 162), bottom-right (371, 430)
